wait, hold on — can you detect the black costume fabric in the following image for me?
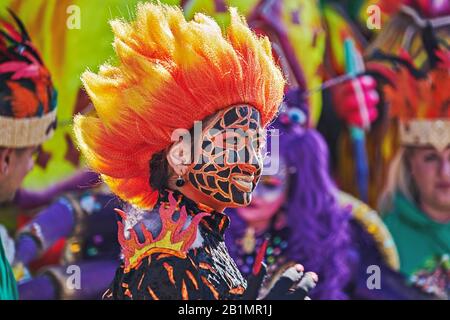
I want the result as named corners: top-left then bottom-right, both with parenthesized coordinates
top-left (104, 189), bottom-right (247, 300)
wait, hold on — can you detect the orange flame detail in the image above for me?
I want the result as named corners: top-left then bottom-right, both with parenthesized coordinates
top-left (117, 191), bottom-right (210, 272)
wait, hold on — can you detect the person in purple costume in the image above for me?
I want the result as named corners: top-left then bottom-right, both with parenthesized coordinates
top-left (13, 172), bottom-right (121, 300)
top-left (225, 89), bottom-right (436, 300)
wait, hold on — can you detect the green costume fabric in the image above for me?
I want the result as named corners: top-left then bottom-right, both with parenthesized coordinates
top-left (0, 240), bottom-right (18, 300)
top-left (383, 192), bottom-right (450, 278)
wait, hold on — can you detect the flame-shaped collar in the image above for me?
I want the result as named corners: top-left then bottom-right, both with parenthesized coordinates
top-left (116, 189), bottom-right (230, 272)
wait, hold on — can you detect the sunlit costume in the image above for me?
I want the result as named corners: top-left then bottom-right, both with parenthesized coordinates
top-left (378, 48), bottom-right (450, 299)
top-left (0, 10), bottom-right (57, 300)
top-left (74, 4), bottom-right (316, 300)
top-left (225, 93), bottom-right (434, 299)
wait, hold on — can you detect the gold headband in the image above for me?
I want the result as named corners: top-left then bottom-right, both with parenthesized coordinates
top-left (0, 109), bottom-right (57, 148)
top-left (399, 119), bottom-right (450, 152)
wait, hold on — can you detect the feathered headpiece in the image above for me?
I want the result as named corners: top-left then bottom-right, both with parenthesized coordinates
top-left (0, 9), bottom-right (57, 148)
top-left (381, 49), bottom-right (450, 151)
top-left (74, 3), bottom-right (285, 210)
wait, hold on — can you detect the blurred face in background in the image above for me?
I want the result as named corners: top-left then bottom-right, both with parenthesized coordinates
top-left (408, 146), bottom-right (450, 219)
top-left (0, 147), bottom-right (36, 203)
top-left (236, 156), bottom-right (288, 225)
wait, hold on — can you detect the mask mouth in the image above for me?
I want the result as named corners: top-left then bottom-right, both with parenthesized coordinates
top-left (231, 173), bottom-right (254, 192)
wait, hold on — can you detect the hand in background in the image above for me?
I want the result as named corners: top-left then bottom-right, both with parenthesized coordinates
top-left (331, 75), bottom-right (379, 128)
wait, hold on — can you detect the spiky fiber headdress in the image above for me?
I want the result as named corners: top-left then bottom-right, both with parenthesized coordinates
top-left (74, 3), bottom-right (285, 209)
top-left (0, 10), bottom-right (57, 148)
top-left (382, 49), bottom-right (450, 151)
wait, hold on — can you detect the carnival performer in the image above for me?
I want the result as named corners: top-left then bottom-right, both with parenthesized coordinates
top-left (0, 10), bottom-right (57, 300)
top-left (352, 0), bottom-right (450, 205)
top-left (378, 48), bottom-right (450, 299)
top-left (74, 3), bottom-right (317, 300)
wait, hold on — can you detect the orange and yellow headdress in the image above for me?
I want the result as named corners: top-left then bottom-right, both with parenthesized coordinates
top-left (382, 49), bottom-right (450, 152)
top-left (0, 10), bottom-right (57, 148)
top-left (74, 3), bottom-right (285, 210)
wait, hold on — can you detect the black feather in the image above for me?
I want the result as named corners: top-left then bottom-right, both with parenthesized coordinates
top-left (7, 8), bottom-right (30, 41)
top-left (421, 23), bottom-right (440, 69)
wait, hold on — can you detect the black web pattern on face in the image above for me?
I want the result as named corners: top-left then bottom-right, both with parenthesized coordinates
top-left (188, 105), bottom-right (263, 206)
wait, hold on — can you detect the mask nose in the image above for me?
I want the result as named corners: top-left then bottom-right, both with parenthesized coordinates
top-left (240, 147), bottom-right (262, 171)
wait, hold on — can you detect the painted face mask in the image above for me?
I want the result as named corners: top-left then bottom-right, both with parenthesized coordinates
top-left (187, 105), bottom-right (265, 207)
